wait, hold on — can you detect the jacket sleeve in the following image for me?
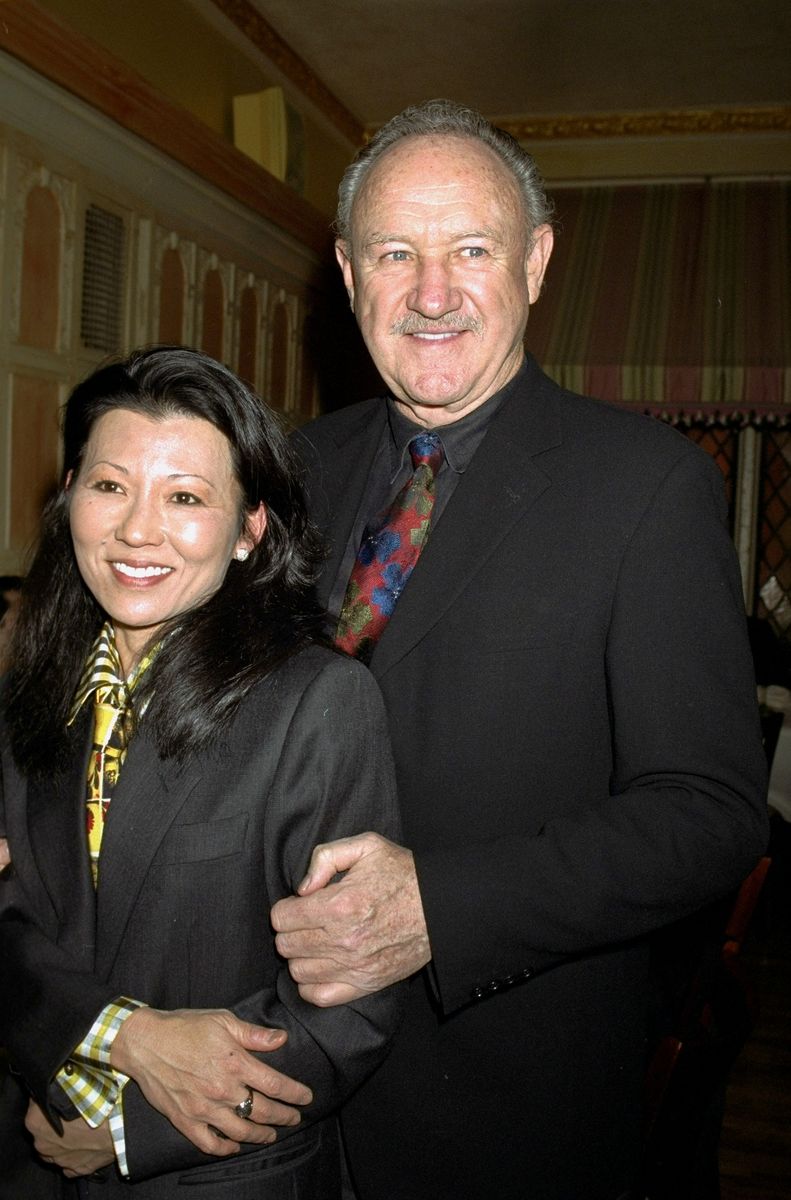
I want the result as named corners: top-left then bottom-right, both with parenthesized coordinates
top-left (415, 448), bottom-right (769, 1013)
top-left (121, 656), bottom-right (403, 1180)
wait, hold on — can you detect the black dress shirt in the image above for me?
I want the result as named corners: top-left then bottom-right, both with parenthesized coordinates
top-left (328, 362), bottom-right (528, 621)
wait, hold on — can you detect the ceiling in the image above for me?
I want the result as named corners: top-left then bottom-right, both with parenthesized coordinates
top-left (244, 0), bottom-right (791, 130)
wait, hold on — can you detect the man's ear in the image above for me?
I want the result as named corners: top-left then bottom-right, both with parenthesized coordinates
top-left (525, 224), bottom-right (554, 305)
top-left (335, 239), bottom-right (356, 311)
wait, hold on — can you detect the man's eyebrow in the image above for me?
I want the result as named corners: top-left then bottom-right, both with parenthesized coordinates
top-left (363, 226), bottom-right (502, 247)
top-left (363, 233), bottom-right (409, 246)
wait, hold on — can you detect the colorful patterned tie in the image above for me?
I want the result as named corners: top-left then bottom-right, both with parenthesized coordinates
top-left (336, 431), bottom-right (444, 660)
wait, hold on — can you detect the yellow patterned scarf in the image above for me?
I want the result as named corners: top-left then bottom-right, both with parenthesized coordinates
top-left (68, 623), bottom-right (157, 887)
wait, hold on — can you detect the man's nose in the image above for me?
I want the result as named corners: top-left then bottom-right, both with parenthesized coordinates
top-left (406, 259), bottom-right (462, 319)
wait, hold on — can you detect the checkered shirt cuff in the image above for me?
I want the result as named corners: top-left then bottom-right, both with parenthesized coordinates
top-left (54, 997), bottom-right (146, 1176)
top-left (108, 1085), bottom-right (131, 1176)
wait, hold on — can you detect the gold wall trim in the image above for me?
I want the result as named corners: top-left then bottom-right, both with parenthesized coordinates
top-left (210, 0), bottom-right (365, 146)
top-left (494, 106), bottom-right (791, 142)
top-left (0, 0), bottom-right (332, 255)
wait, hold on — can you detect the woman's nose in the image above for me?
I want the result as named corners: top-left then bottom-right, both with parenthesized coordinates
top-left (114, 494), bottom-right (164, 546)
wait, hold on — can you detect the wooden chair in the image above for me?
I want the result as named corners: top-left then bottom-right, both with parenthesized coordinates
top-left (637, 856), bottom-right (772, 1199)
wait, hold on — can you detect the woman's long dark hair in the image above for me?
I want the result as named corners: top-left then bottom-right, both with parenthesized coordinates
top-left (5, 346), bottom-right (326, 773)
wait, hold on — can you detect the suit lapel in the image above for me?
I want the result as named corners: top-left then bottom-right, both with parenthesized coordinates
top-left (369, 365), bottom-right (563, 680)
top-left (302, 402), bottom-right (387, 610)
top-left (24, 711), bottom-right (96, 946)
top-left (93, 731), bottom-right (202, 978)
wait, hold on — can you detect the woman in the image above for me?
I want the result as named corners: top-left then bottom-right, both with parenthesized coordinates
top-left (0, 347), bottom-right (400, 1199)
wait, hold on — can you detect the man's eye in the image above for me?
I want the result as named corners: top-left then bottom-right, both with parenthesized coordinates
top-left (384, 250), bottom-right (410, 262)
top-left (461, 246), bottom-right (487, 258)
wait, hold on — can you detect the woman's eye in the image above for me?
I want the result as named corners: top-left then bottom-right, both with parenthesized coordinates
top-left (171, 492), bottom-right (200, 505)
top-left (92, 479), bottom-right (123, 493)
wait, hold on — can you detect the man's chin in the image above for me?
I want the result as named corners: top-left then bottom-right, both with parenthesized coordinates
top-left (392, 387), bottom-right (486, 427)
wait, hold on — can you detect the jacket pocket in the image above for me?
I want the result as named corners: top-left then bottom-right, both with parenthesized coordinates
top-left (177, 1126), bottom-right (325, 1186)
top-left (155, 812), bottom-right (249, 865)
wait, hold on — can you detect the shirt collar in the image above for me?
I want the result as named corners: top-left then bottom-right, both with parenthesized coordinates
top-left (385, 361), bottom-right (526, 479)
top-left (67, 622), bottom-right (158, 725)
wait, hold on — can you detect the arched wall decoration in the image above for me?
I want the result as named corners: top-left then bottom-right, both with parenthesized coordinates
top-left (11, 160), bottom-right (76, 353)
top-left (9, 374), bottom-right (60, 550)
top-left (267, 292), bottom-right (292, 411)
top-left (200, 266), bottom-right (225, 361)
top-left (269, 302), bottom-right (290, 408)
top-left (19, 184), bottom-right (61, 350)
top-left (158, 245), bottom-right (186, 344)
top-left (155, 231), bottom-right (199, 349)
top-left (237, 282), bottom-right (260, 390)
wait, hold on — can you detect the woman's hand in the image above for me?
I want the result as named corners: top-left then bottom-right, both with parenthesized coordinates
top-left (0, 837), bottom-right (10, 870)
top-left (25, 1101), bottom-right (114, 1177)
top-left (110, 1007), bottom-right (313, 1156)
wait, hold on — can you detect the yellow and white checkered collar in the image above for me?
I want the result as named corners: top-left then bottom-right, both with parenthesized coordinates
top-left (67, 622), bottom-right (157, 726)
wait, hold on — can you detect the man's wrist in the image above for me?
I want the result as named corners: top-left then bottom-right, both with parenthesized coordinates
top-left (109, 1004), bottom-right (159, 1076)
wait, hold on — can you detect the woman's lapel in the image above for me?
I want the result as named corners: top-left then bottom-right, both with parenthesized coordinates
top-left (93, 730), bottom-right (203, 978)
top-left (23, 711), bottom-right (95, 948)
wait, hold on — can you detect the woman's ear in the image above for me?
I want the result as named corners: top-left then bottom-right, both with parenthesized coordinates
top-left (236, 503), bottom-right (267, 558)
top-left (64, 469), bottom-right (73, 490)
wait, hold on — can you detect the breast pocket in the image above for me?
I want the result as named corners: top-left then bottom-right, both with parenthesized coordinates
top-left (155, 812), bottom-right (249, 865)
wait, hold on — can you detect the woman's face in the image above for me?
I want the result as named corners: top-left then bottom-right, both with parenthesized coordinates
top-left (69, 409), bottom-right (265, 674)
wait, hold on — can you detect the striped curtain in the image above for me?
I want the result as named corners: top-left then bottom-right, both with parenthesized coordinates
top-left (525, 181), bottom-right (791, 415)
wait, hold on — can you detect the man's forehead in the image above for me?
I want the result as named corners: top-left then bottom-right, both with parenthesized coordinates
top-left (363, 134), bottom-right (506, 189)
top-left (349, 135), bottom-right (524, 235)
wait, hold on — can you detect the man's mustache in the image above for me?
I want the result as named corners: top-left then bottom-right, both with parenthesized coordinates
top-left (390, 314), bottom-right (483, 336)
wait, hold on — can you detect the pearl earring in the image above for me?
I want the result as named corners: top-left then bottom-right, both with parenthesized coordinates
top-left (235, 547), bottom-right (249, 562)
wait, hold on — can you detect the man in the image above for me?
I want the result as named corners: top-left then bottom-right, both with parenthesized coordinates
top-left (271, 100), bottom-right (768, 1200)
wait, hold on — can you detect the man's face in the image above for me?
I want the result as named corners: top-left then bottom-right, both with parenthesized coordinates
top-left (336, 135), bottom-right (553, 427)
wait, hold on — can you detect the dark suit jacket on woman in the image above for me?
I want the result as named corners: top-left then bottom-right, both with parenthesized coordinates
top-left (0, 646), bottom-right (401, 1199)
top-left (294, 355), bottom-right (769, 1200)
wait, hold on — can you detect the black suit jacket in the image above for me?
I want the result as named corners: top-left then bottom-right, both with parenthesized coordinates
top-left (0, 647), bottom-right (401, 1199)
top-left (294, 356), bottom-right (768, 1200)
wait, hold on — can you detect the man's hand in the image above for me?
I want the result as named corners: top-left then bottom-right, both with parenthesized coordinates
top-left (26, 1101), bottom-right (114, 1178)
top-left (271, 833), bottom-right (431, 1006)
top-left (0, 837), bottom-right (10, 870)
top-left (110, 1008), bottom-right (313, 1156)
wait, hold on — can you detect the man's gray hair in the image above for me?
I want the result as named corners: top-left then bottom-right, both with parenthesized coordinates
top-left (335, 98), bottom-right (553, 245)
